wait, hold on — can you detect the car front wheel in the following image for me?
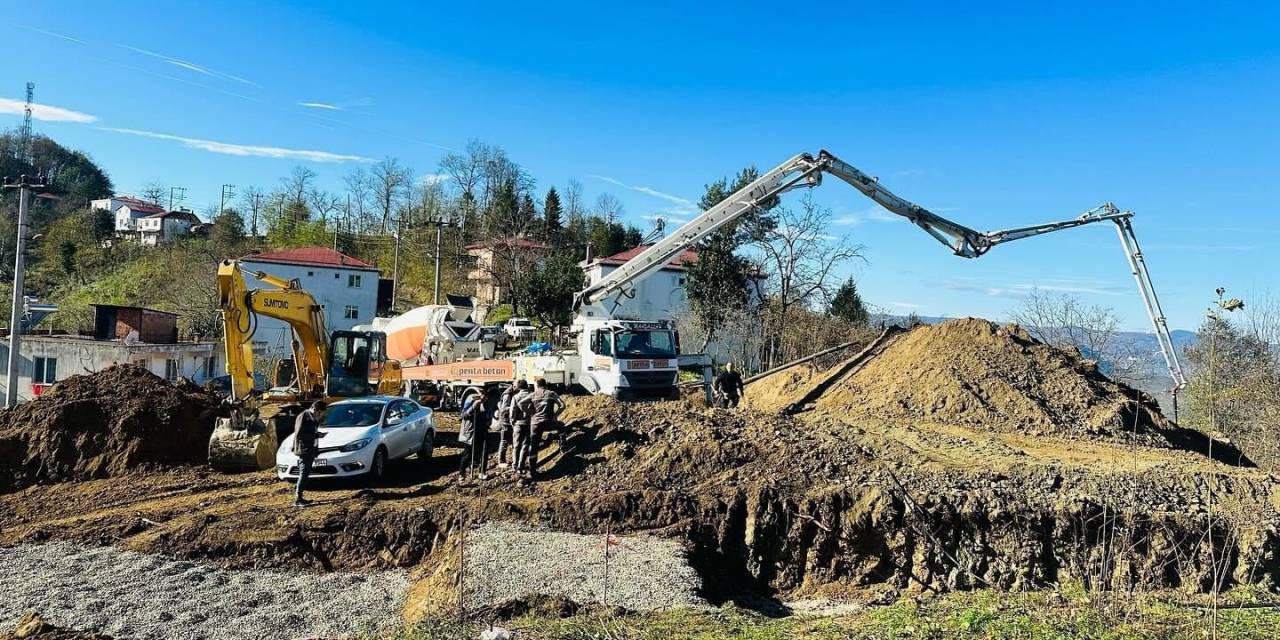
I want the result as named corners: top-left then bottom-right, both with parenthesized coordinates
top-left (418, 430), bottom-right (434, 463)
top-left (367, 447), bottom-right (388, 484)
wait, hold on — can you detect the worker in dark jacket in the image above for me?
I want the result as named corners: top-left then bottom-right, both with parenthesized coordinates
top-left (292, 400), bottom-right (326, 507)
top-left (509, 380), bottom-right (535, 475)
top-left (525, 378), bottom-right (566, 481)
top-left (713, 362), bottom-right (745, 408)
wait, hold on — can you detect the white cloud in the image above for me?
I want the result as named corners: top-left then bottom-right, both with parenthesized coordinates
top-left (117, 44), bottom-right (259, 87)
top-left (299, 101), bottom-right (342, 111)
top-left (591, 175), bottom-right (697, 214)
top-left (891, 301), bottom-right (923, 308)
top-left (101, 127), bottom-right (372, 163)
top-left (833, 206), bottom-right (905, 226)
top-left (642, 213), bottom-right (690, 228)
top-left (422, 173), bottom-right (451, 185)
top-left (18, 24), bottom-right (88, 45)
top-left (938, 277), bottom-right (1126, 298)
top-left (0, 98), bottom-right (96, 123)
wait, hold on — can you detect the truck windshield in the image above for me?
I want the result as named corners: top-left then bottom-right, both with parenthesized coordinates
top-left (321, 403), bottom-right (384, 427)
top-left (614, 330), bottom-right (676, 357)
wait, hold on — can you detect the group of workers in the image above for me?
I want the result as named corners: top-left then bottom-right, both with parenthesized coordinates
top-left (456, 377), bottom-right (566, 484)
top-left (288, 362), bottom-right (746, 507)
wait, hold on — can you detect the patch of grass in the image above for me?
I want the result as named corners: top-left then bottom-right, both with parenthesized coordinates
top-left (390, 588), bottom-right (1280, 640)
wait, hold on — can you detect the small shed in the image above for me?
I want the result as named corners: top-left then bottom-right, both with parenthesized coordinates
top-left (91, 304), bottom-right (179, 344)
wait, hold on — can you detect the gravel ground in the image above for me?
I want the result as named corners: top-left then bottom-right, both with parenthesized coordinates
top-left (461, 522), bottom-right (703, 611)
top-left (0, 542), bottom-right (409, 640)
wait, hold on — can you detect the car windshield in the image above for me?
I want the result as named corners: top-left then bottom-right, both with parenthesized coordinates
top-left (614, 330), bottom-right (676, 357)
top-left (321, 403), bottom-right (384, 427)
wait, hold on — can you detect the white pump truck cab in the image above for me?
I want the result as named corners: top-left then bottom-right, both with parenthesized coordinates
top-left (575, 317), bottom-right (679, 399)
top-left (510, 315), bottom-right (681, 400)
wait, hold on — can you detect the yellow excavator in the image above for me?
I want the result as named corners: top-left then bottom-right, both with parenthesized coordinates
top-left (208, 259), bottom-right (403, 471)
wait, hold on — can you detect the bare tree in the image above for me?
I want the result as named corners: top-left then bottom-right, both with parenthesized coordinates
top-left (594, 193), bottom-right (624, 222)
top-left (237, 186), bottom-right (264, 238)
top-left (281, 166), bottom-right (316, 208)
top-left (343, 168), bottom-right (373, 232)
top-left (564, 179), bottom-right (585, 221)
top-left (371, 157), bottom-right (410, 233)
top-left (752, 192), bottom-right (863, 367)
top-left (307, 188), bottom-right (343, 225)
top-left (1009, 290), bottom-right (1121, 359)
top-left (140, 182), bottom-right (166, 206)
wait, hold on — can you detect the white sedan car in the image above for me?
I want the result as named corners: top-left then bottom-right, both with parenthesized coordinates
top-left (277, 396), bottom-right (435, 482)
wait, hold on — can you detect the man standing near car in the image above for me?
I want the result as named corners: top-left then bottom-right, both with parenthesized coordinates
top-left (293, 400), bottom-right (326, 507)
top-left (526, 378), bottom-right (566, 482)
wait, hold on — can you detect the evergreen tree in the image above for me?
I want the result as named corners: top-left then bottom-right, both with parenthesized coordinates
top-left (543, 187), bottom-right (563, 242)
top-left (684, 167), bottom-right (771, 350)
top-left (829, 277), bottom-right (870, 326)
top-left (517, 252), bottom-right (587, 327)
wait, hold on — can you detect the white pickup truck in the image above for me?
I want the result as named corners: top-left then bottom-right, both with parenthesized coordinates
top-left (503, 317), bottom-right (537, 344)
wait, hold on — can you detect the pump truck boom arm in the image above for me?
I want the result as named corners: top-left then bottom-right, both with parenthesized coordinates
top-left (574, 150), bottom-right (1185, 394)
top-left (218, 260), bottom-right (330, 401)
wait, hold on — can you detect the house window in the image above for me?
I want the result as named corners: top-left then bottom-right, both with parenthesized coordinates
top-left (678, 277), bottom-right (686, 285)
top-left (344, 305), bottom-right (359, 320)
top-left (202, 356), bottom-right (217, 379)
top-left (164, 359), bottom-right (179, 382)
top-left (33, 357), bottom-right (57, 384)
top-left (307, 270), bottom-right (314, 277)
top-left (347, 274), bottom-right (362, 288)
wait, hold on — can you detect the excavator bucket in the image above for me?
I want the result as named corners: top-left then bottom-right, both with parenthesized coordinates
top-left (207, 410), bottom-right (279, 472)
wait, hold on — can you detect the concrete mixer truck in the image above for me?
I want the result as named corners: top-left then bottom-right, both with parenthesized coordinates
top-left (374, 295), bottom-right (511, 409)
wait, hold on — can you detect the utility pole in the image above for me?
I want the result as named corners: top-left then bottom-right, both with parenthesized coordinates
top-left (219, 184), bottom-right (235, 217)
top-left (250, 192), bottom-right (263, 238)
top-left (3, 174), bottom-right (45, 407)
top-left (391, 216), bottom-right (403, 312)
top-left (168, 186), bottom-right (186, 211)
top-left (423, 217), bottom-right (455, 304)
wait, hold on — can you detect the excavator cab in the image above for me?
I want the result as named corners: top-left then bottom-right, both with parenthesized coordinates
top-left (327, 330), bottom-right (395, 397)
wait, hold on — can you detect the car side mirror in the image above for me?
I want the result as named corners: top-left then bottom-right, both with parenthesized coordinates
top-left (385, 414), bottom-right (403, 427)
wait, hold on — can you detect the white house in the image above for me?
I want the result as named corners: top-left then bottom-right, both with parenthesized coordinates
top-left (239, 247), bottom-right (381, 356)
top-left (90, 196), bottom-right (167, 233)
top-left (581, 245), bottom-right (702, 321)
top-left (0, 304), bottom-right (220, 403)
top-left (137, 210), bottom-right (201, 245)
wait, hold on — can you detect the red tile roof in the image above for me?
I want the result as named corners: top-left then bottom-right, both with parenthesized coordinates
top-left (465, 238), bottom-right (550, 251)
top-left (242, 246), bottom-right (378, 271)
top-left (595, 244), bottom-right (700, 271)
top-left (120, 201), bottom-right (165, 215)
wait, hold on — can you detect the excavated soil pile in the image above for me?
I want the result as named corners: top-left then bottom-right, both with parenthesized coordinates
top-left (756, 318), bottom-right (1173, 447)
top-left (0, 366), bottom-right (222, 492)
top-left (1, 319), bottom-right (1276, 608)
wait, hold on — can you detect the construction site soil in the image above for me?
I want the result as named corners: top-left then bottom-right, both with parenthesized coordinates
top-left (0, 366), bottom-right (222, 493)
top-left (1, 319), bottom-right (1277, 614)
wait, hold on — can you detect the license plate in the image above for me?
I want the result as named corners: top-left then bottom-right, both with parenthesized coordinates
top-left (314, 459), bottom-right (328, 466)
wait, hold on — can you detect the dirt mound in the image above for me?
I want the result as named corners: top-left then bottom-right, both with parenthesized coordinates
top-left (0, 366), bottom-right (222, 492)
top-left (780, 318), bottom-right (1174, 446)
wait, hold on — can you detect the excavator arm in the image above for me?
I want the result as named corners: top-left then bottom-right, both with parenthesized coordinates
top-left (573, 150), bottom-right (1186, 396)
top-left (217, 260), bottom-right (330, 401)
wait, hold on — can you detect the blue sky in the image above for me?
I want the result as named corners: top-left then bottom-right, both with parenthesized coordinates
top-left (4, 1), bottom-right (1279, 331)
